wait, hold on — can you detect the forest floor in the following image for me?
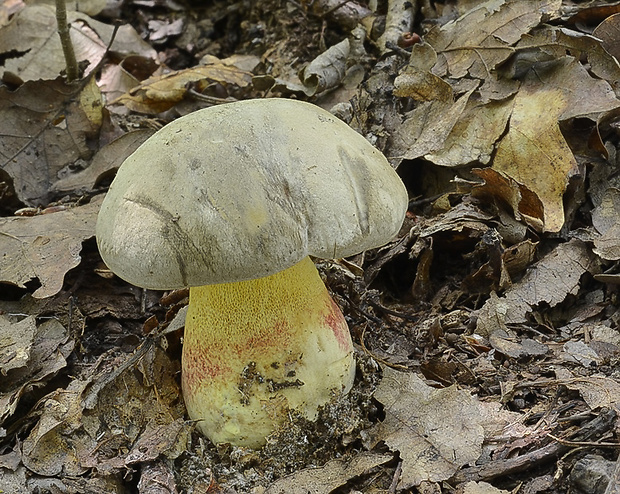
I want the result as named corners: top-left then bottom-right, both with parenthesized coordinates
top-left (1, 0), bottom-right (620, 493)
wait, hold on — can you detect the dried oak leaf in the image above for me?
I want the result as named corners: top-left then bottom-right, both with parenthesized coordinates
top-left (425, 96), bottom-right (514, 167)
top-left (519, 25), bottom-right (620, 95)
top-left (22, 343), bottom-right (185, 477)
top-left (265, 452), bottom-right (392, 494)
top-left (594, 13), bottom-right (620, 62)
top-left (52, 130), bottom-right (154, 195)
top-left (460, 481), bottom-right (511, 494)
top-left (0, 314), bottom-right (36, 375)
top-left (0, 4), bottom-right (155, 81)
top-left (426, 0), bottom-right (561, 80)
top-left (0, 317), bottom-right (73, 426)
top-left (475, 56), bottom-right (619, 232)
top-left (364, 367), bottom-right (517, 489)
top-left (112, 58), bottom-right (254, 114)
top-left (475, 239), bottom-right (597, 337)
top-left (137, 461), bottom-right (177, 494)
top-left (591, 187), bottom-right (620, 261)
top-left (488, 329), bottom-right (548, 359)
top-left (393, 42), bottom-right (453, 103)
top-left (0, 464), bottom-right (28, 494)
top-left (0, 195), bottom-right (103, 298)
top-left (555, 368), bottom-right (620, 412)
top-left (390, 88), bottom-right (475, 163)
top-left (0, 77), bottom-right (103, 206)
top-left (21, 378), bottom-right (90, 477)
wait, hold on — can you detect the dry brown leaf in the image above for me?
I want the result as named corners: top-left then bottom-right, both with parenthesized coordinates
top-left (31, 0), bottom-right (107, 16)
top-left (472, 168), bottom-right (544, 231)
top-left (0, 314), bottom-right (36, 375)
top-left (52, 130), bottom-right (154, 195)
top-left (22, 343), bottom-right (185, 477)
top-left (137, 461), bottom-right (177, 494)
top-left (391, 88), bottom-right (474, 161)
top-left (555, 369), bottom-right (620, 412)
top-left (0, 461), bottom-right (122, 494)
top-left (519, 25), bottom-right (620, 95)
top-left (364, 367), bottom-right (486, 488)
top-left (0, 77), bottom-right (103, 206)
top-left (365, 367), bottom-right (526, 489)
top-left (307, 0), bottom-right (375, 31)
top-left (561, 340), bottom-right (600, 367)
top-left (0, 316), bottom-right (73, 425)
top-left (124, 419), bottom-right (188, 465)
top-left (419, 200), bottom-right (493, 238)
top-left (593, 13), bottom-right (620, 62)
top-left (99, 55), bottom-right (160, 105)
top-left (113, 61), bottom-right (254, 114)
top-left (393, 37), bottom-right (513, 167)
top-left (502, 239), bottom-right (538, 277)
top-left (427, 0), bottom-right (561, 80)
top-left (484, 57), bottom-right (619, 232)
top-left (257, 27), bottom-right (366, 97)
top-left (591, 187), bottom-right (620, 261)
top-left (0, 464), bottom-right (29, 494)
top-left (300, 32), bottom-right (360, 96)
top-left (394, 42), bottom-right (453, 102)
top-left (489, 330), bottom-right (548, 359)
top-left (460, 481), bottom-right (511, 494)
top-left (393, 66), bottom-right (453, 103)
top-left (265, 452), bottom-right (392, 494)
top-left (425, 96), bottom-right (514, 167)
top-left (21, 378), bottom-right (90, 476)
top-left (475, 239), bottom-right (597, 337)
top-left (0, 315), bottom-right (74, 422)
top-left (0, 195), bottom-right (102, 298)
top-left (492, 85), bottom-right (575, 232)
top-left (0, 4), bottom-right (156, 81)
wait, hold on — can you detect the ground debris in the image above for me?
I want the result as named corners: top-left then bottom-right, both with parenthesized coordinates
top-left (2, 0), bottom-right (620, 492)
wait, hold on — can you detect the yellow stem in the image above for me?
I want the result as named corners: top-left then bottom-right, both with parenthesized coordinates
top-left (181, 256), bottom-right (355, 447)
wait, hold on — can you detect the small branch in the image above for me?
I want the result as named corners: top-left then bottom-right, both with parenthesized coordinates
top-left (377, 0), bottom-right (417, 53)
top-left (450, 408), bottom-right (618, 484)
top-left (56, 0), bottom-right (79, 82)
top-left (547, 433), bottom-right (620, 449)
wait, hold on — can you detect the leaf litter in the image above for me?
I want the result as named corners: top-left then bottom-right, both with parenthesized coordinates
top-left (1, 0), bottom-right (620, 492)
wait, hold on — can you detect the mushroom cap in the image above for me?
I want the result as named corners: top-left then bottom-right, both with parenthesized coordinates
top-left (96, 98), bottom-right (408, 289)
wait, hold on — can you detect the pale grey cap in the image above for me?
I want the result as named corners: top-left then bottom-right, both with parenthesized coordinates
top-left (96, 98), bottom-right (408, 289)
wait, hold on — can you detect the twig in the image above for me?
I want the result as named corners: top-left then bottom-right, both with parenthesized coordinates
top-left (389, 460), bottom-right (402, 493)
top-left (56, 0), bottom-right (78, 81)
top-left (450, 408), bottom-right (617, 484)
top-left (547, 434), bottom-right (620, 449)
top-left (366, 298), bottom-right (419, 322)
top-left (377, 0), bottom-right (417, 52)
top-left (187, 88), bottom-right (238, 105)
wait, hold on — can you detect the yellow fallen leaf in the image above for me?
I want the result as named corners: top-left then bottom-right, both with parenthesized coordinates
top-left (482, 57), bottom-right (619, 232)
top-left (113, 63), bottom-right (253, 114)
top-left (493, 86), bottom-right (575, 232)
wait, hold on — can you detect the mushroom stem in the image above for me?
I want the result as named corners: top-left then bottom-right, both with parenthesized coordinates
top-left (181, 256), bottom-right (355, 448)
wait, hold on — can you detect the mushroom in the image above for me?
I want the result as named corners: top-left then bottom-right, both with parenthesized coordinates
top-left (96, 98), bottom-right (408, 448)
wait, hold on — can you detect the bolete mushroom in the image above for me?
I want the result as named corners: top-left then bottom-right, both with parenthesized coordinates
top-left (96, 98), bottom-right (408, 448)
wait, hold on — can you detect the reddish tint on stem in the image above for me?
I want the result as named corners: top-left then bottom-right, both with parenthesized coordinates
top-left (324, 298), bottom-right (353, 353)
